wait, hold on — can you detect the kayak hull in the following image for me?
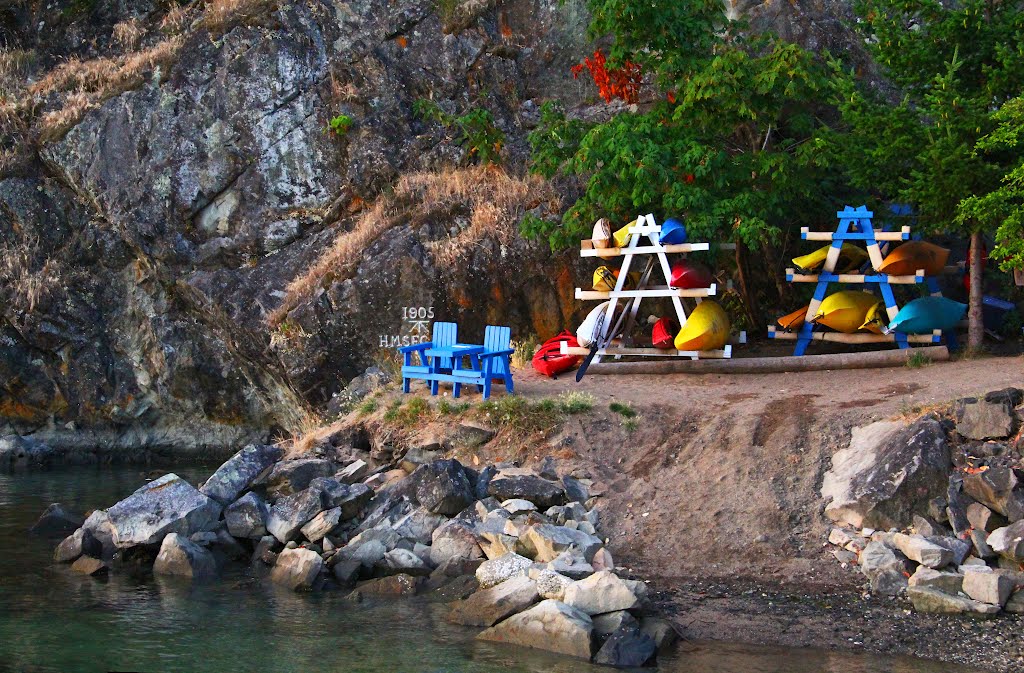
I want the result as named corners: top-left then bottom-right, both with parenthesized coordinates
top-left (812, 291), bottom-right (883, 333)
top-left (592, 219), bottom-right (612, 249)
top-left (669, 261), bottom-right (713, 289)
top-left (532, 331), bottom-right (582, 377)
top-left (659, 218), bottom-right (688, 245)
top-left (612, 221), bottom-right (636, 248)
top-left (651, 317), bottom-right (679, 349)
top-left (877, 241), bottom-right (950, 276)
top-left (777, 305), bottom-right (810, 331)
top-left (674, 301), bottom-right (730, 351)
top-left (888, 297), bottom-right (966, 334)
top-left (793, 243), bottom-right (868, 273)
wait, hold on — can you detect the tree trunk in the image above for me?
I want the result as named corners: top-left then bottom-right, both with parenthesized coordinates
top-left (968, 231), bottom-right (984, 350)
top-left (734, 242), bottom-right (760, 329)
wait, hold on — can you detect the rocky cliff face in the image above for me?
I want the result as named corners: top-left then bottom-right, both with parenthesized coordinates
top-left (0, 0), bottom-right (860, 455)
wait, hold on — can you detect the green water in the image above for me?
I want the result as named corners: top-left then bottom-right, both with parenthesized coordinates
top-left (0, 467), bottom-right (973, 673)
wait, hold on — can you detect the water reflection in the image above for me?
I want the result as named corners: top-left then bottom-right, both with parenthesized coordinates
top-left (0, 467), bottom-right (980, 673)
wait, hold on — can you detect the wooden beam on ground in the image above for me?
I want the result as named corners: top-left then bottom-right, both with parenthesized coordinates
top-left (586, 345), bottom-right (949, 375)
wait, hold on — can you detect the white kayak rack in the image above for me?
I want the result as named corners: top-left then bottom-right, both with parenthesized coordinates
top-left (574, 214), bottom-right (733, 364)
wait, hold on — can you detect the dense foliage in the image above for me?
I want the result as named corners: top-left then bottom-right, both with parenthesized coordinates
top-left (524, 0), bottom-right (842, 252)
top-left (414, 100), bottom-right (504, 165)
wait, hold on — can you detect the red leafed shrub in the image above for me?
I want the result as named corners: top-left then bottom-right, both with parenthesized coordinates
top-left (571, 50), bottom-right (642, 104)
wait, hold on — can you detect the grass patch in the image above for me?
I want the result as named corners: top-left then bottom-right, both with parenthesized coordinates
top-left (511, 334), bottom-right (540, 369)
top-left (906, 351), bottom-right (932, 369)
top-left (383, 397), bottom-right (429, 426)
top-left (438, 399), bottom-right (471, 415)
top-left (477, 395), bottom-right (562, 432)
top-left (609, 401), bottom-right (637, 418)
top-left (357, 398), bottom-right (379, 415)
top-left (558, 391), bottom-right (594, 414)
top-left (622, 417), bottom-right (640, 433)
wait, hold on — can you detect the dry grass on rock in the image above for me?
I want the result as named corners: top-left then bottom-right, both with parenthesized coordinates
top-left (269, 166), bottom-right (558, 326)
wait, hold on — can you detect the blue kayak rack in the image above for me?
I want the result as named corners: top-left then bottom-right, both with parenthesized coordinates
top-left (768, 205), bottom-right (943, 355)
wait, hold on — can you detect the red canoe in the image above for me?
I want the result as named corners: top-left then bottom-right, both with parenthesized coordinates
top-left (532, 331), bottom-right (582, 378)
top-left (670, 261), bottom-right (713, 289)
top-left (651, 317), bottom-right (678, 349)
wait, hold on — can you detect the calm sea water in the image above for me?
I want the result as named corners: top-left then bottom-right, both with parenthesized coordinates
top-left (0, 466), bottom-right (974, 673)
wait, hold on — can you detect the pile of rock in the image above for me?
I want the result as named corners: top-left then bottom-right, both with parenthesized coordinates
top-left (824, 388), bottom-right (1024, 617)
top-left (47, 441), bottom-right (678, 667)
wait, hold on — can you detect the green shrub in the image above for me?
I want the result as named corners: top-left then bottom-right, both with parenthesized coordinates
top-left (327, 114), bottom-right (353, 136)
top-left (414, 99), bottom-right (504, 165)
top-left (609, 401), bottom-right (637, 418)
top-left (477, 395), bottom-right (561, 432)
top-left (906, 351), bottom-right (932, 369)
top-left (357, 398), bottom-right (379, 415)
top-left (558, 391), bottom-right (595, 414)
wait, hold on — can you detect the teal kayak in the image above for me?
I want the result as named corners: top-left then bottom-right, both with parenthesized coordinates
top-left (887, 296), bottom-right (966, 334)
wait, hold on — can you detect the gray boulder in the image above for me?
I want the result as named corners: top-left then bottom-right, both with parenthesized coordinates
top-left (263, 459), bottom-right (334, 500)
top-left (562, 476), bottom-right (589, 504)
top-left (518, 524), bottom-right (602, 563)
top-left (592, 610), bottom-right (638, 637)
top-left (956, 394), bottom-right (1019, 440)
top-left (821, 417), bottom-right (950, 529)
top-left (447, 575), bottom-right (540, 627)
top-left (962, 568), bottom-right (1014, 606)
top-left (639, 617), bottom-right (679, 653)
top-left (908, 586), bottom-right (999, 616)
top-left (859, 541), bottom-right (908, 580)
top-left (529, 568), bottom-right (574, 601)
top-left (266, 487), bottom-right (326, 544)
top-left (106, 474), bottom-right (222, 548)
top-left (593, 627), bottom-right (657, 668)
top-left (967, 503), bottom-right (1007, 532)
top-left (200, 444), bottom-right (283, 505)
top-left (71, 556), bottom-right (108, 576)
top-left (153, 533), bottom-right (217, 581)
top-left (892, 533), bottom-right (953, 568)
top-left (270, 547), bottom-right (324, 591)
top-left (301, 507), bottom-right (342, 542)
top-left (426, 518), bottom-right (480, 566)
top-left (987, 521), bottom-right (1024, 562)
top-left (414, 460), bottom-right (474, 516)
top-left (393, 507), bottom-right (447, 545)
top-left (54, 527), bottom-right (102, 563)
top-left (962, 468), bottom-right (1024, 522)
top-left (908, 567), bottom-right (964, 595)
top-left (380, 548), bottom-right (432, 577)
top-left (476, 599), bottom-right (594, 660)
top-left (546, 551), bottom-right (595, 580)
top-left (30, 503), bottom-right (83, 535)
top-left (562, 571), bottom-right (640, 615)
top-left (337, 459), bottom-right (370, 484)
top-left (476, 552), bottom-right (533, 589)
top-left (488, 469), bottom-right (567, 509)
top-left (225, 492), bottom-right (270, 539)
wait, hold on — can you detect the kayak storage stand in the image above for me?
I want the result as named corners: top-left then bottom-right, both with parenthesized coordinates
top-left (770, 205), bottom-right (943, 355)
top-left (568, 214), bottom-right (733, 364)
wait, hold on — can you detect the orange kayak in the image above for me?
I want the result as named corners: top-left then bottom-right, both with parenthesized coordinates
top-left (877, 241), bottom-right (950, 276)
top-left (777, 305), bottom-right (810, 331)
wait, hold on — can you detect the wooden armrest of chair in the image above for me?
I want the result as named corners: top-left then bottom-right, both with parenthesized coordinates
top-left (478, 348), bottom-right (515, 359)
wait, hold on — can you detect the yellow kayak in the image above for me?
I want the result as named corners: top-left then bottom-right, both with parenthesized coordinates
top-left (811, 291), bottom-right (884, 333)
top-left (877, 241), bottom-right (950, 276)
top-left (777, 305), bottom-right (810, 332)
top-left (612, 220), bottom-right (638, 248)
top-left (674, 301), bottom-right (730, 351)
top-left (858, 301), bottom-right (888, 334)
top-left (792, 243), bottom-right (868, 273)
top-left (593, 266), bottom-right (640, 292)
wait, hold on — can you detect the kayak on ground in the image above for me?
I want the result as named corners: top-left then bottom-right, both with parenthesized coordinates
top-left (674, 301), bottom-right (730, 351)
top-left (532, 331), bottom-right (582, 378)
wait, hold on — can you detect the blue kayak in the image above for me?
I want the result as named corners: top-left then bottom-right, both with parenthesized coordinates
top-left (887, 296), bottom-right (966, 334)
top-left (659, 217), bottom-right (687, 245)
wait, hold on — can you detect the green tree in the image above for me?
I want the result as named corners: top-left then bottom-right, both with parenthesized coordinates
top-left (830, 0), bottom-right (1024, 348)
top-left (524, 0), bottom-right (844, 319)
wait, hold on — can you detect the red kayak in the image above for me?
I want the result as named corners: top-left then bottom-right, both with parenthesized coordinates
top-left (532, 331), bottom-right (582, 378)
top-left (670, 260), bottom-right (713, 289)
top-left (651, 317), bottom-right (678, 349)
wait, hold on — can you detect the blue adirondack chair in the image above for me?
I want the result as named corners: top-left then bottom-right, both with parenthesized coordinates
top-left (399, 321), bottom-right (457, 393)
top-left (452, 325), bottom-right (514, 400)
